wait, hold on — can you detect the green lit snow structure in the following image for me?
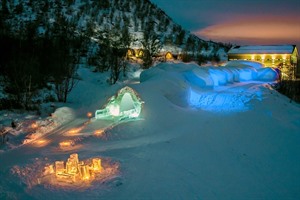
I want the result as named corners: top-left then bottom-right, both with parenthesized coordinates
top-left (95, 86), bottom-right (143, 120)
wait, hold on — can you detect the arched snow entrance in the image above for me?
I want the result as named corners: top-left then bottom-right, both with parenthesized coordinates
top-left (95, 86), bottom-right (143, 120)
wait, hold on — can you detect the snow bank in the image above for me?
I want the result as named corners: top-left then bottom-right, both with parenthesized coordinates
top-left (257, 67), bottom-right (279, 81)
top-left (141, 61), bottom-right (278, 89)
top-left (139, 62), bottom-right (278, 111)
top-left (51, 107), bottom-right (76, 124)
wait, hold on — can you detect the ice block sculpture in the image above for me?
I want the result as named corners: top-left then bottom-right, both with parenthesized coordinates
top-left (79, 164), bottom-right (90, 180)
top-left (92, 158), bottom-right (102, 172)
top-left (52, 154), bottom-right (103, 183)
top-left (55, 161), bottom-right (65, 176)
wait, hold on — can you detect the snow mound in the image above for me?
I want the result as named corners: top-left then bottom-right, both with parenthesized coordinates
top-left (256, 68), bottom-right (279, 81)
top-left (140, 62), bottom-right (276, 112)
top-left (51, 107), bottom-right (76, 124)
top-left (141, 62), bottom-right (277, 88)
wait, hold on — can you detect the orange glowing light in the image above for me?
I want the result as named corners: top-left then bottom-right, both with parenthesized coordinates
top-left (43, 164), bottom-right (54, 175)
top-left (94, 129), bottom-right (104, 137)
top-left (87, 112), bottom-right (93, 118)
top-left (66, 127), bottom-right (84, 136)
top-left (92, 158), bottom-right (102, 172)
top-left (32, 139), bottom-right (50, 147)
top-left (165, 52), bottom-right (173, 60)
top-left (31, 123), bottom-right (38, 129)
top-left (59, 140), bottom-right (74, 148)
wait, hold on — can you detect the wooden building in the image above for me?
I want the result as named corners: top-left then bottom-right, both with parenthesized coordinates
top-left (228, 45), bottom-right (298, 79)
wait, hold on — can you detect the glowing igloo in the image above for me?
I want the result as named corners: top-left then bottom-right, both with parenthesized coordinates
top-left (95, 86), bottom-right (143, 120)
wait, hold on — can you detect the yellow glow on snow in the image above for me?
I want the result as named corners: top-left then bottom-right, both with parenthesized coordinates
top-left (94, 129), bottom-right (104, 137)
top-left (31, 123), bottom-right (38, 129)
top-left (59, 140), bottom-right (74, 148)
top-left (66, 126), bottom-right (84, 136)
top-left (32, 139), bottom-right (50, 147)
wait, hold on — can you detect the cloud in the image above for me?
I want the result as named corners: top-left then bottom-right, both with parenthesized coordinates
top-left (194, 15), bottom-right (300, 45)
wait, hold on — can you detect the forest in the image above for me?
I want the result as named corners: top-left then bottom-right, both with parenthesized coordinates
top-left (0, 0), bottom-right (230, 111)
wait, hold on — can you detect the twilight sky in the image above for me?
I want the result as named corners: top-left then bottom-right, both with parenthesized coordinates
top-left (150, 0), bottom-right (300, 46)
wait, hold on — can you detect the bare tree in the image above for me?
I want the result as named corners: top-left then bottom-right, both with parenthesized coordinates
top-left (94, 25), bottom-right (131, 84)
top-left (49, 14), bottom-right (80, 102)
top-left (140, 20), bottom-right (162, 68)
top-left (54, 65), bottom-right (79, 103)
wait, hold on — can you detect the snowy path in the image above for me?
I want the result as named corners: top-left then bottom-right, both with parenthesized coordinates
top-left (0, 117), bottom-right (118, 167)
top-left (0, 119), bottom-right (83, 167)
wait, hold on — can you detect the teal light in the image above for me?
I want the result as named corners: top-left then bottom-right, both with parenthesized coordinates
top-left (95, 86), bottom-right (143, 120)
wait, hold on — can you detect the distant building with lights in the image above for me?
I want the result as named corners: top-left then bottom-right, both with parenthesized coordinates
top-left (228, 45), bottom-right (299, 80)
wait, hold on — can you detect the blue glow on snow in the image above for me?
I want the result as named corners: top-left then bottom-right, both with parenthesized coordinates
top-left (257, 68), bottom-right (279, 81)
top-left (209, 68), bottom-right (231, 86)
top-left (188, 87), bottom-right (254, 113)
top-left (184, 71), bottom-right (206, 87)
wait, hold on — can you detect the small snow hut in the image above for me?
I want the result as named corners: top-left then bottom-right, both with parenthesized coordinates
top-left (95, 86), bottom-right (143, 120)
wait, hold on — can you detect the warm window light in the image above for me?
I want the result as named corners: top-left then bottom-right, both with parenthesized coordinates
top-left (283, 55), bottom-right (287, 60)
top-left (165, 52), bottom-right (173, 60)
top-left (127, 49), bottom-right (133, 56)
top-left (138, 50), bottom-right (144, 57)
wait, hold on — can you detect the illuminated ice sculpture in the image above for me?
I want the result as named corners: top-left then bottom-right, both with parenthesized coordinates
top-left (48, 153), bottom-right (103, 182)
top-left (95, 86), bottom-right (143, 120)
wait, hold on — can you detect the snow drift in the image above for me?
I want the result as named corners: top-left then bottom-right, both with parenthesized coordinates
top-left (140, 62), bottom-right (278, 111)
top-left (141, 61), bottom-right (278, 88)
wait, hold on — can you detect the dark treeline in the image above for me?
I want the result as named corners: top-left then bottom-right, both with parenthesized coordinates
top-left (276, 81), bottom-right (300, 103)
top-left (0, 0), bottom-right (232, 111)
top-left (0, 18), bottom-right (80, 110)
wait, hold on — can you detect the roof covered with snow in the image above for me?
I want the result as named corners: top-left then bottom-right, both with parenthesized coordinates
top-left (228, 45), bottom-right (296, 54)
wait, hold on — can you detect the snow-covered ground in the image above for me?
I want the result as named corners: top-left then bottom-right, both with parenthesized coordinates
top-left (0, 61), bottom-right (300, 199)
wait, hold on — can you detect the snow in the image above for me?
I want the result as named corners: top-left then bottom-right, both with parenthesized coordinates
top-left (1, 61), bottom-right (300, 199)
